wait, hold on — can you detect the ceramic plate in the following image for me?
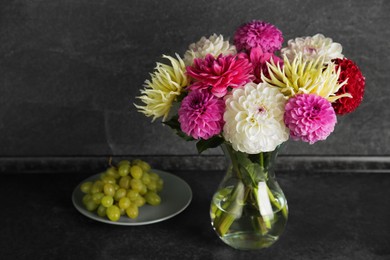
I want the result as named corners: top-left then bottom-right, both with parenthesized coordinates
top-left (72, 169), bottom-right (192, 225)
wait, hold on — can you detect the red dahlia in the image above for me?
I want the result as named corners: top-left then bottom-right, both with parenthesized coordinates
top-left (332, 58), bottom-right (365, 115)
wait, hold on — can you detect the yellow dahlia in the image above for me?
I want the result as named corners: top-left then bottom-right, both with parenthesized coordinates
top-left (135, 54), bottom-right (188, 121)
top-left (262, 54), bottom-right (351, 102)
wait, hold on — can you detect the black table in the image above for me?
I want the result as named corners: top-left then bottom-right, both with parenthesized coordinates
top-left (1, 170), bottom-right (389, 260)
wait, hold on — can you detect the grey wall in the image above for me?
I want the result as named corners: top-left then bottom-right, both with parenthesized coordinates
top-left (0, 0), bottom-right (389, 159)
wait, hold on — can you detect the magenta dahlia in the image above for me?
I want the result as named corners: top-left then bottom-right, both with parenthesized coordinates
top-left (234, 20), bottom-right (283, 53)
top-left (249, 47), bottom-right (283, 83)
top-left (284, 94), bottom-right (337, 144)
top-left (186, 54), bottom-right (253, 98)
top-left (178, 89), bottom-right (225, 140)
top-left (332, 58), bottom-right (365, 115)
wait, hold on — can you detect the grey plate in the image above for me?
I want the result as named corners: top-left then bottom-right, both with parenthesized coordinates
top-left (72, 169), bottom-right (192, 225)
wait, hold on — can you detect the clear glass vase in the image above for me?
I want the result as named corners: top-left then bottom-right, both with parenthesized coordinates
top-left (210, 143), bottom-right (288, 250)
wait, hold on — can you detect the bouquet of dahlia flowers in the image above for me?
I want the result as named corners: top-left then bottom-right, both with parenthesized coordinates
top-left (135, 20), bottom-right (365, 154)
top-left (135, 20), bottom-right (365, 247)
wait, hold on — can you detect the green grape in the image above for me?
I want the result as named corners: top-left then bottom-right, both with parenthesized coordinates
top-left (156, 178), bottom-right (164, 191)
top-left (126, 205), bottom-right (139, 219)
top-left (118, 197), bottom-right (131, 209)
top-left (147, 180), bottom-right (157, 192)
top-left (101, 175), bottom-right (116, 184)
top-left (133, 196), bottom-right (146, 207)
top-left (90, 180), bottom-right (104, 194)
top-left (145, 191), bottom-right (161, 206)
top-left (105, 167), bottom-right (119, 179)
top-left (117, 160), bottom-right (130, 167)
top-left (82, 194), bottom-right (92, 205)
top-left (119, 207), bottom-right (126, 216)
top-left (118, 164), bottom-right (130, 177)
top-left (103, 183), bottom-right (115, 197)
top-left (92, 192), bottom-right (104, 204)
top-left (85, 200), bottom-right (99, 212)
top-left (80, 182), bottom-right (93, 193)
top-left (139, 184), bottom-right (147, 195)
top-left (126, 190), bottom-right (140, 201)
top-left (119, 176), bottom-right (131, 189)
top-left (114, 184), bottom-right (120, 191)
top-left (114, 188), bottom-right (127, 201)
top-left (141, 173), bottom-right (151, 185)
top-left (106, 205), bottom-right (121, 221)
top-left (149, 172), bottom-right (159, 181)
top-left (130, 179), bottom-right (143, 192)
top-left (101, 195), bottom-right (114, 207)
top-left (130, 165), bottom-right (143, 179)
top-left (139, 160), bottom-right (151, 172)
top-left (97, 204), bottom-right (107, 217)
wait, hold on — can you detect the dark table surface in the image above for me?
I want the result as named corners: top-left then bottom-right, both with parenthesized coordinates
top-left (0, 170), bottom-right (389, 260)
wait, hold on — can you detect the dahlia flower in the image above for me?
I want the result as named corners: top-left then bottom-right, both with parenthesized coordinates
top-left (249, 47), bottom-right (283, 83)
top-left (223, 82), bottom-right (289, 153)
top-left (186, 54), bottom-right (254, 98)
top-left (332, 58), bottom-right (365, 115)
top-left (135, 54), bottom-right (188, 121)
top-left (183, 34), bottom-right (237, 66)
top-left (234, 20), bottom-right (283, 53)
top-left (178, 89), bottom-right (225, 140)
top-left (284, 94), bottom-right (337, 144)
top-left (262, 53), bottom-right (351, 102)
top-left (281, 34), bottom-right (343, 63)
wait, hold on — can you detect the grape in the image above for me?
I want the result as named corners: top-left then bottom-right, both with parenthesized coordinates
top-left (97, 204), bottom-right (107, 217)
top-left (118, 164), bottom-right (130, 177)
top-left (141, 173), bottom-right (151, 185)
top-left (118, 197), bottom-right (131, 209)
top-left (92, 192), bottom-right (104, 204)
top-left (130, 179), bottom-right (143, 192)
top-left (114, 188), bottom-right (127, 201)
top-left (85, 200), bottom-right (99, 212)
top-left (106, 167), bottom-right (119, 179)
top-left (80, 182), bottom-right (93, 193)
top-left (106, 205), bottom-right (121, 221)
top-left (101, 175), bottom-right (116, 184)
top-left (103, 183), bottom-right (115, 197)
top-left (130, 165), bottom-right (143, 179)
top-left (133, 196), bottom-right (146, 207)
top-left (119, 176), bottom-right (131, 189)
top-left (126, 205), bottom-right (139, 219)
top-left (145, 191), bottom-right (161, 206)
top-left (101, 196), bottom-right (114, 207)
top-left (79, 158), bottom-right (164, 222)
top-left (126, 190), bottom-right (140, 201)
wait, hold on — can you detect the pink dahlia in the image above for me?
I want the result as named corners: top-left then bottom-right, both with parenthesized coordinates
top-left (284, 94), bottom-right (337, 144)
top-left (186, 54), bottom-right (254, 98)
top-left (249, 47), bottom-right (283, 83)
top-left (234, 20), bottom-right (283, 53)
top-left (332, 58), bottom-right (365, 115)
top-left (178, 89), bottom-right (225, 140)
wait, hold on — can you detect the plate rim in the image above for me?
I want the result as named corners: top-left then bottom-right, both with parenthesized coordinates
top-left (72, 169), bottom-right (192, 226)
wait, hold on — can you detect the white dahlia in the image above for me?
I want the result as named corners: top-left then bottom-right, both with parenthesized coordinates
top-left (223, 82), bottom-right (289, 154)
top-left (183, 34), bottom-right (237, 66)
top-left (281, 34), bottom-right (343, 63)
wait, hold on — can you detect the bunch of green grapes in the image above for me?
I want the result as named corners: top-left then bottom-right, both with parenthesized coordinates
top-left (79, 159), bottom-right (163, 222)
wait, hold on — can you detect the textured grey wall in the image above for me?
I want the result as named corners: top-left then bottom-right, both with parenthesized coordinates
top-left (0, 0), bottom-right (388, 157)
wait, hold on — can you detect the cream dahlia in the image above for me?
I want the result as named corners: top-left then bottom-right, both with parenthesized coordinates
top-left (262, 53), bottom-right (351, 102)
top-left (281, 34), bottom-right (343, 63)
top-left (183, 34), bottom-right (237, 66)
top-left (223, 82), bottom-right (289, 154)
top-left (135, 54), bottom-right (188, 121)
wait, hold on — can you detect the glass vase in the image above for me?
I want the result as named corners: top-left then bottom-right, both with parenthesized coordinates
top-left (210, 143), bottom-right (288, 250)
